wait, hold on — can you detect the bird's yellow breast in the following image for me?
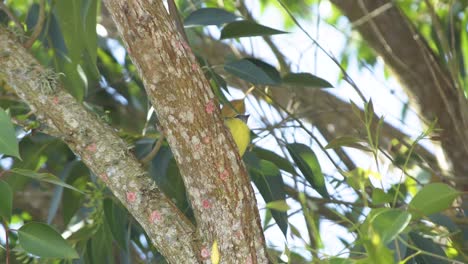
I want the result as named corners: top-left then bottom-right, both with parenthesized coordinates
top-left (224, 118), bottom-right (250, 157)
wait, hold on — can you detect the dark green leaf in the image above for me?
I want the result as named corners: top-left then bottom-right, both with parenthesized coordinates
top-left (104, 198), bottom-right (128, 250)
top-left (244, 153), bottom-right (288, 235)
top-left (283, 73), bottom-right (333, 88)
top-left (224, 58), bottom-right (280, 85)
top-left (184, 8), bottom-right (238, 27)
top-left (266, 200), bottom-right (290, 212)
top-left (18, 222), bottom-right (79, 259)
top-left (11, 168), bottom-right (84, 193)
top-left (86, 223), bottom-right (113, 263)
top-left (252, 147), bottom-right (295, 174)
top-left (286, 143), bottom-right (329, 198)
top-left (409, 232), bottom-right (449, 264)
top-left (0, 180), bottom-right (12, 220)
top-left (220, 20), bottom-right (287, 39)
top-left (0, 108), bottom-right (20, 159)
top-left (408, 183), bottom-right (459, 218)
top-left (62, 164), bottom-right (88, 225)
top-left (82, 0), bottom-right (98, 65)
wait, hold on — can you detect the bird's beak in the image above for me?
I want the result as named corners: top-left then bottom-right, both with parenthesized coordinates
top-left (236, 114), bottom-right (250, 123)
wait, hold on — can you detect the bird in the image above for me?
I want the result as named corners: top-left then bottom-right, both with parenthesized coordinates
top-left (221, 99), bottom-right (250, 157)
top-left (224, 115), bottom-right (250, 157)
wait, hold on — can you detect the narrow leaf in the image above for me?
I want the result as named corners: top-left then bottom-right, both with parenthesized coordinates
top-left (325, 136), bottom-right (370, 151)
top-left (0, 180), bottom-right (12, 220)
top-left (0, 108), bottom-right (20, 159)
top-left (287, 143), bottom-right (329, 198)
top-left (252, 147), bottom-right (295, 174)
top-left (283, 73), bottom-right (333, 88)
top-left (103, 198), bottom-right (128, 250)
top-left (221, 20), bottom-right (287, 39)
top-left (18, 222), bottom-right (79, 259)
top-left (11, 168), bottom-right (84, 193)
top-left (224, 58), bottom-right (281, 85)
top-left (244, 153), bottom-right (288, 235)
top-left (184, 8), bottom-right (238, 27)
top-left (266, 200), bottom-right (290, 212)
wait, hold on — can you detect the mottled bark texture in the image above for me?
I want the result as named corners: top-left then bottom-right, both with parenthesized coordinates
top-left (104, 0), bottom-right (268, 263)
top-left (0, 28), bottom-right (201, 263)
top-left (331, 0), bottom-right (468, 190)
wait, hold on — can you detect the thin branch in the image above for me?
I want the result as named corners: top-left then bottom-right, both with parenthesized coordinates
top-left (0, 2), bottom-right (24, 34)
top-left (141, 134), bottom-right (165, 165)
top-left (24, 0), bottom-right (46, 49)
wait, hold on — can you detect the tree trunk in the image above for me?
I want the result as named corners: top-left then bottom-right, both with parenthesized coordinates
top-left (103, 0), bottom-right (268, 263)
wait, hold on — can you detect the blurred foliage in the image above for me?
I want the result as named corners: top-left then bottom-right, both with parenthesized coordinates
top-left (0, 0), bottom-right (466, 263)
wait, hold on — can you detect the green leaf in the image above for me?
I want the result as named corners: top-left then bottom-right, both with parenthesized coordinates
top-left (0, 180), bottom-right (13, 220)
top-left (282, 73), bottom-right (333, 88)
top-left (54, 0), bottom-right (99, 101)
top-left (86, 223), bottom-right (113, 263)
top-left (266, 200), bottom-right (290, 212)
top-left (103, 198), bottom-right (128, 250)
top-left (11, 168), bottom-right (84, 193)
top-left (286, 143), bottom-right (329, 198)
top-left (409, 232), bottom-right (449, 264)
top-left (82, 0), bottom-right (98, 65)
top-left (370, 208), bottom-right (411, 244)
top-left (224, 58), bottom-right (281, 85)
top-left (252, 147), bottom-right (295, 174)
top-left (408, 183), bottom-right (459, 218)
top-left (325, 136), bottom-right (372, 152)
top-left (244, 153), bottom-right (288, 235)
top-left (18, 222), bottom-right (79, 259)
top-left (184, 8), bottom-right (238, 27)
top-left (371, 188), bottom-right (394, 204)
top-left (0, 108), bottom-right (20, 159)
top-left (220, 20), bottom-right (287, 39)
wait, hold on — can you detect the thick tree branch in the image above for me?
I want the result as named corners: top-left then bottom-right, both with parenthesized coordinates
top-left (104, 0), bottom-right (268, 263)
top-left (0, 27), bottom-right (200, 263)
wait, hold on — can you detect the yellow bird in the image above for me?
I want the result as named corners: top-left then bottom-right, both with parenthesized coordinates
top-left (221, 99), bottom-right (250, 157)
top-left (224, 115), bottom-right (250, 157)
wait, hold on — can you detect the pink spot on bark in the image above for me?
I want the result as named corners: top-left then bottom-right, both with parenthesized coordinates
top-left (219, 169), bottom-right (229, 181)
top-left (126, 192), bottom-right (137, 203)
top-left (202, 136), bottom-right (210, 144)
top-left (245, 255), bottom-right (253, 264)
top-left (149, 210), bottom-right (162, 222)
top-left (100, 173), bottom-right (109, 182)
top-left (202, 199), bottom-right (211, 209)
top-left (200, 246), bottom-right (210, 259)
top-left (52, 96), bottom-right (59, 105)
top-left (86, 143), bottom-right (97, 153)
top-left (205, 100), bottom-right (215, 114)
top-left (182, 41), bottom-right (190, 50)
top-left (191, 63), bottom-right (198, 71)
top-left (194, 143), bottom-right (201, 151)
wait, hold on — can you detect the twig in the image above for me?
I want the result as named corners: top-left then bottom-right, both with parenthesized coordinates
top-left (141, 134), bottom-right (165, 165)
top-left (0, 2), bottom-right (24, 34)
top-left (24, 0), bottom-right (46, 49)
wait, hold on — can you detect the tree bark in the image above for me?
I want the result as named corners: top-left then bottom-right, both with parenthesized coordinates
top-left (330, 0), bottom-right (468, 188)
top-left (103, 0), bottom-right (268, 263)
top-left (0, 27), bottom-right (200, 263)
